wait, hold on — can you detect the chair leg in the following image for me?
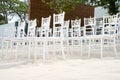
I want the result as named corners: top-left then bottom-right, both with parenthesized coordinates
top-left (100, 38), bottom-right (103, 59)
top-left (28, 41), bottom-right (31, 61)
top-left (88, 38), bottom-right (91, 58)
top-left (15, 44), bottom-right (18, 61)
top-left (43, 40), bottom-right (46, 62)
top-left (61, 39), bottom-right (65, 59)
top-left (34, 44), bottom-right (37, 61)
top-left (80, 39), bottom-right (83, 56)
top-left (114, 37), bottom-right (117, 57)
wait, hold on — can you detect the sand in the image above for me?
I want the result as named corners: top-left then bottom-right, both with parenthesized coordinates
top-left (0, 59), bottom-right (120, 80)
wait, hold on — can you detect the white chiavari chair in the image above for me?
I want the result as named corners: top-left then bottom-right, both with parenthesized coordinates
top-left (71, 19), bottom-right (81, 37)
top-left (84, 17), bottom-right (95, 36)
top-left (53, 12), bottom-right (65, 59)
top-left (53, 12), bottom-right (65, 37)
top-left (115, 35), bottom-right (120, 55)
top-left (34, 37), bottom-right (47, 61)
top-left (103, 14), bottom-right (118, 35)
top-left (15, 38), bottom-right (27, 60)
top-left (62, 20), bottom-right (70, 57)
top-left (101, 35), bottom-right (117, 58)
top-left (27, 19), bottom-right (37, 37)
top-left (68, 28), bottom-right (73, 37)
top-left (117, 16), bottom-right (120, 34)
top-left (17, 21), bottom-right (25, 37)
top-left (94, 17), bottom-right (103, 35)
top-left (0, 37), bottom-right (12, 60)
top-left (37, 16), bottom-right (51, 37)
top-left (63, 20), bottom-right (70, 38)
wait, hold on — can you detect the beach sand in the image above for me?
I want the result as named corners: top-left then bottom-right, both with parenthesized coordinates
top-left (0, 58), bottom-right (120, 80)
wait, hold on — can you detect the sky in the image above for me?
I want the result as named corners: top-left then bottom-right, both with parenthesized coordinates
top-left (94, 7), bottom-right (109, 18)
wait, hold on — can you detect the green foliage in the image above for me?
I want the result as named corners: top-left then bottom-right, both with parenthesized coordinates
top-left (42, 0), bottom-right (120, 15)
top-left (0, 14), bottom-right (5, 25)
top-left (9, 0), bottom-right (28, 21)
top-left (97, 0), bottom-right (120, 15)
top-left (42, 0), bottom-right (84, 13)
top-left (0, 0), bottom-right (28, 24)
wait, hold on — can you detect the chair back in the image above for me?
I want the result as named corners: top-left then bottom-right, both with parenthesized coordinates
top-left (37, 16), bottom-right (51, 37)
top-left (84, 17), bottom-right (95, 36)
top-left (17, 21), bottom-right (25, 37)
top-left (41, 16), bottom-right (51, 29)
top-left (27, 19), bottom-right (37, 37)
top-left (103, 14), bottom-right (118, 35)
top-left (71, 19), bottom-right (81, 37)
top-left (63, 20), bottom-right (70, 38)
top-left (53, 12), bottom-right (65, 37)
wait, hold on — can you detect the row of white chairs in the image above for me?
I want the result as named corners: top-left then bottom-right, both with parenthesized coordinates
top-left (36, 12), bottom-right (120, 38)
top-left (36, 12), bottom-right (81, 38)
top-left (83, 14), bottom-right (120, 36)
top-left (2, 12), bottom-right (120, 38)
top-left (0, 12), bottom-right (120, 62)
top-left (0, 34), bottom-right (120, 61)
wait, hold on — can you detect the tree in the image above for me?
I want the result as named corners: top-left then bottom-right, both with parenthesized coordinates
top-left (42, 0), bottom-right (120, 15)
top-left (0, 0), bottom-right (9, 23)
top-left (83, 0), bottom-right (120, 15)
top-left (9, 0), bottom-right (28, 21)
top-left (0, 0), bottom-right (28, 24)
top-left (0, 14), bottom-right (5, 25)
top-left (96, 0), bottom-right (120, 15)
top-left (42, 0), bottom-right (85, 13)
